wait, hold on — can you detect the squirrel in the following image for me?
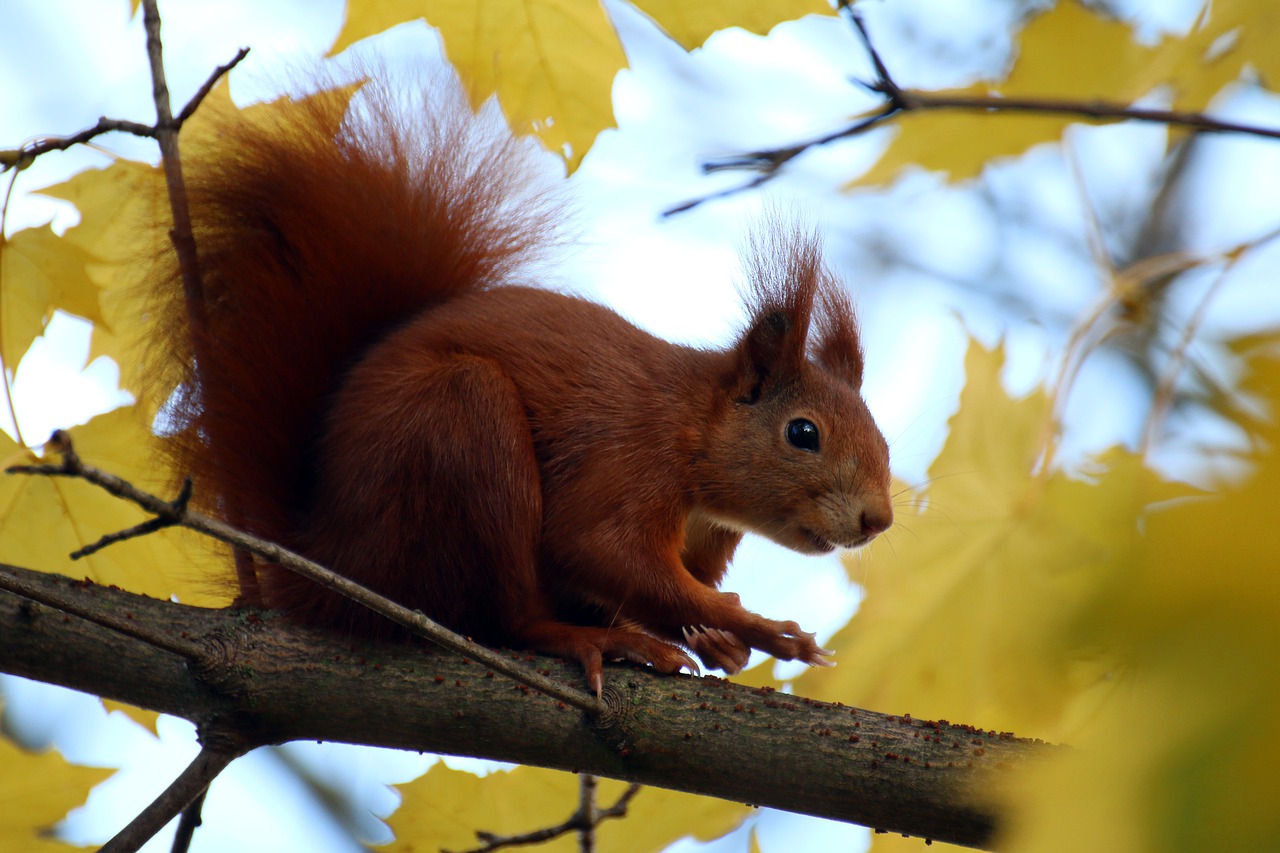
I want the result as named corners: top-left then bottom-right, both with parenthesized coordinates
top-left (149, 79), bottom-right (894, 696)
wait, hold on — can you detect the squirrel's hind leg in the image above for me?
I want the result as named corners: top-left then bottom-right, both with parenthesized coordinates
top-left (312, 350), bottom-right (696, 694)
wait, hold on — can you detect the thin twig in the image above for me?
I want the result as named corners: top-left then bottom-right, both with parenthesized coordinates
top-left (100, 746), bottom-right (242, 853)
top-left (841, 2), bottom-right (895, 95)
top-left (577, 773), bottom-right (597, 853)
top-left (176, 48), bottom-right (250, 125)
top-left (141, 0), bottom-right (260, 606)
top-left (882, 91), bottom-right (1280, 140)
top-left (667, 5), bottom-right (1280, 214)
top-left (0, 52), bottom-right (246, 174)
top-left (170, 788), bottom-right (207, 853)
top-left (0, 117), bottom-right (159, 171)
top-left (69, 478), bottom-right (192, 559)
top-left (141, 0), bottom-right (204, 319)
top-left (6, 431), bottom-right (606, 716)
top-left (450, 777), bottom-right (643, 853)
top-left (1141, 223), bottom-right (1280, 452)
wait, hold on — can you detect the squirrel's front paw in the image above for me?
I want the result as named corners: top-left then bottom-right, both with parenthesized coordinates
top-left (682, 625), bottom-right (751, 674)
top-left (757, 621), bottom-right (835, 668)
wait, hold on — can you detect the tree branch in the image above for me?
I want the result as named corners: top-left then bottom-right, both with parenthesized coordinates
top-left (451, 775), bottom-right (642, 853)
top-left (0, 48), bottom-right (245, 174)
top-left (170, 789), bottom-right (208, 853)
top-left (0, 563), bottom-right (1057, 849)
top-left (100, 745), bottom-right (243, 853)
top-left (136, 0), bottom-right (269, 606)
top-left (7, 431), bottom-right (605, 715)
top-left (666, 4), bottom-right (1280, 214)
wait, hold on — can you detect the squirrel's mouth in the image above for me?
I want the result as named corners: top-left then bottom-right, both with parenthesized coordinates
top-left (801, 528), bottom-right (837, 554)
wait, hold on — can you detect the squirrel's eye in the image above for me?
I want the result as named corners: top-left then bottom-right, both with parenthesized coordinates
top-left (786, 418), bottom-right (820, 453)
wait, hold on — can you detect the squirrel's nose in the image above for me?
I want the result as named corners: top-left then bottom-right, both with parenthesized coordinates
top-left (860, 505), bottom-right (893, 539)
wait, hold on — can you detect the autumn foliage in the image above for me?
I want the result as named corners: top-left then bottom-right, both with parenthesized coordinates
top-left (3, 1), bottom-right (1280, 851)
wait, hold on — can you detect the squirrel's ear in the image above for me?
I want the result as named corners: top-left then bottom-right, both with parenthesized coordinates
top-left (813, 280), bottom-right (864, 389)
top-left (730, 221), bottom-right (820, 403)
top-left (733, 309), bottom-right (803, 404)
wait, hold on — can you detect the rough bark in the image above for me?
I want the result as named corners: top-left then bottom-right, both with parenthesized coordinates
top-left (0, 562), bottom-right (1058, 849)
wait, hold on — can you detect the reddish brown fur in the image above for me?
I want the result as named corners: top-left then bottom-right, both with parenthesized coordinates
top-left (152, 79), bottom-right (893, 692)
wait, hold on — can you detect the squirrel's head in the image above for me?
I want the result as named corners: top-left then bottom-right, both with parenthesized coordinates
top-left (695, 223), bottom-right (892, 555)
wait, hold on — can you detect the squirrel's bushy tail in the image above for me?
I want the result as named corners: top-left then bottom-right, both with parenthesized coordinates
top-left (150, 78), bottom-right (562, 551)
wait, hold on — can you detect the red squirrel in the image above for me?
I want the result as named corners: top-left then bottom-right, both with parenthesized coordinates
top-left (151, 81), bottom-right (893, 695)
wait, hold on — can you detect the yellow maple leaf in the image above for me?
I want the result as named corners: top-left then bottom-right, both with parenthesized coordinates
top-left (35, 159), bottom-right (163, 399)
top-left (332, 0), bottom-right (624, 168)
top-left (632, 0), bottom-right (831, 50)
top-left (101, 699), bottom-right (161, 736)
top-left (1000, 346), bottom-right (1280, 852)
top-left (0, 729), bottom-right (111, 852)
top-left (385, 764), bottom-right (747, 851)
top-left (0, 407), bottom-right (231, 606)
top-left (800, 340), bottom-right (1194, 742)
top-left (0, 225), bottom-right (99, 373)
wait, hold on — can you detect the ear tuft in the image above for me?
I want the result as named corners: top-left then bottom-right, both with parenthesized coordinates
top-left (733, 219), bottom-right (822, 394)
top-left (813, 277), bottom-right (864, 388)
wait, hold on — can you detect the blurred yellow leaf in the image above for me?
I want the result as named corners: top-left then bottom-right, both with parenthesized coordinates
top-left (0, 407), bottom-right (231, 606)
top-left (855, 101), bottom-right (1069, 186)
top-left (800, 340), bottom-right (1193, 742)
top-left (101, 699), bottom-right (160, 736)
top-left (0, 225), bottom-right (98, 372)
top-left (1004, 2), bottom-right (1175, 102)
top-left (333, 0), bottom-right (624, 168)
top-left (632, 0), bottom-right (831, 50)
top-left (1001, 347), bottom-right (1280, 852)
top-left (386, 764), bottom-right (748, 852)
top-left (0, 729), bottom-right (111, 852)
top-left (855, 0), bottom-right (1280, 186)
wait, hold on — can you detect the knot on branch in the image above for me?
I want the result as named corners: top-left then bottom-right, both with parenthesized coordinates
top-left (195, 717), bottom-right (260, 756)
top-left (185, 623), bottom-right (258, 698)
top-left (586, 682), bottom-right (634, 755)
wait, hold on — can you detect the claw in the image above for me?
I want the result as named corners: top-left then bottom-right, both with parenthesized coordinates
top-left (809, 655), bottom-right (837, 668)
top-left (708, 627), bottom-right (733, 644)
top-left (817, 646), bottom-right (835, 657)
top-left (591, 671), bottom-right (604, 697)
top-left (675, 650), bottom-right (701, 676)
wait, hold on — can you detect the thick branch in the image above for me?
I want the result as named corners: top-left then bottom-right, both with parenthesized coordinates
top-left (0, 563), bottom-right (1058, 850)
top-left (7, 432), bottom-right (603, 715)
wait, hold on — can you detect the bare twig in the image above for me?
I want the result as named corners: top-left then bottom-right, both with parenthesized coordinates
top-left (142, 0), bottom-right (198, 304)
top-left (0, 117), bottom-right (159, 171)
top-left (450, 776), bottom-right (643, 853)
top-left (0, 52), bottom-right (245, 174)
top-left (666, 4), bottom-right (1280, 214)
top-left (176, 48), bottom-right (251, 125)
top-left (170, 789), bottom-right (208, 853)
top-left (100, 746), bottom-right (243, 853)
top-left (70, 478), bottom-right (192, 559)
top-left (6, 431), bottom-right (606, 716)
top-left (139, 0), bottom-right (261, 606)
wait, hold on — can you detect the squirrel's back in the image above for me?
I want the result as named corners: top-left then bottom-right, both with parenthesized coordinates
top-left (151, 80), bottom-right (561, 549)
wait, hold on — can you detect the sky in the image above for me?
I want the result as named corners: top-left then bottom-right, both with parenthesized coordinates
top-left (2, 0), bottom-right (1279, 851)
